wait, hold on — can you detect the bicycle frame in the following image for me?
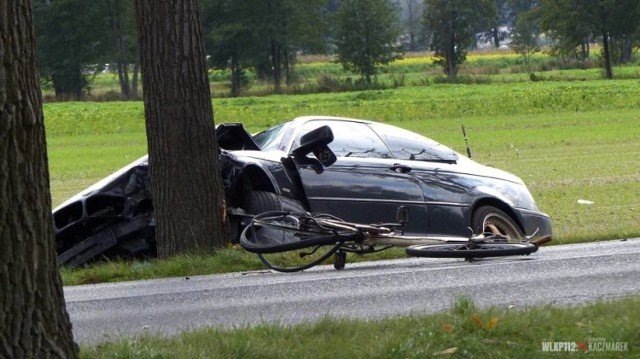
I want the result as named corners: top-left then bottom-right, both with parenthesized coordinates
top-left (360, 234), bottom-right (478, 248)
top-left (239, 211), bottom-right (550, 272)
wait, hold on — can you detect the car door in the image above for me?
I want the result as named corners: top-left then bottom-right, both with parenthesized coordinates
top-left (292, 120), bottom-right (429, 235)
top-left (369, 122), bottom-right (471, 237)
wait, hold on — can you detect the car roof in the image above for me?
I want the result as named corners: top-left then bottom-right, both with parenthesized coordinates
top-left (289, 115), bottom-right (374, 126)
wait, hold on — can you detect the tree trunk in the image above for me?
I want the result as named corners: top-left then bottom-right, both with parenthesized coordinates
top-left (231, 55), bottom-right (241, 97)
top-left (134, 0), bottom-right (227, 258)
top-left (621, 38), bottom-right (632, 64)
top-left (0, 1), bottom-right (78, 357)
top-left (117, 62), bottom-right (131, 99)
top-left (601, 29), bottom-right (613, 79)
top-left (132, 62), bottom-right (140, 98)
top-left (446, 32), bottom-right (457, 81)
top-left (580, 40), bottom-right (587, 62)
top-left (109, 0), bottom-right (132, 99)
top-left (492, 27), bottom-right (500, 48)
top-left (445, 10), bottom-right (457, 82)
top-left (271, 39), bottom-right (282, 93)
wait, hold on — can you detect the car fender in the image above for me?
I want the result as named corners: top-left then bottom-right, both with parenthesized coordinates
top-left (221, 152), bottom-right (301, 208)
top-left (470, 193), bottom-right (526, 232)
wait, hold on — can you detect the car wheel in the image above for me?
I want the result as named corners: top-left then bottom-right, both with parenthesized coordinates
top-left (472, 205), bottom-right (523, 240)
top-left (244, 191), bottom-right (340, 272)
top-left (246, 190), bottom-right (306, 214)
top-left (247, 191), bottom-right (279, 214)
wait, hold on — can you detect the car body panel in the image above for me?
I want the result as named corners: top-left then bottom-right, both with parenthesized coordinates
top-left (298, 157), bottom-right (429, 235)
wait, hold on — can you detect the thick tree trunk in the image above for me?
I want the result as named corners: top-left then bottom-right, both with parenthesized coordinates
top-left (0, 1), bottom-right (78, 357)
top-left (134, 0), bottom-right (227, 258)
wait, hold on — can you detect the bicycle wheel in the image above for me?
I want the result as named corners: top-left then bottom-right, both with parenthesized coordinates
top-left (258, 242), bottom-right (344, 272)
top-left (239, 211), bottom-right (353, 253)
top-left (239, 211), bottom-right (355, 272)
top-left (405, 242), bottom-right (538, 258)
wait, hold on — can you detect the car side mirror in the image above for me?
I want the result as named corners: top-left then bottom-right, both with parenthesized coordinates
top-left (291, 125), bottom-right (337, 167)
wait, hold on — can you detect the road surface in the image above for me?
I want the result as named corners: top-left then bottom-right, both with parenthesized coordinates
top-left (64, 238), bottom-right (640, 344)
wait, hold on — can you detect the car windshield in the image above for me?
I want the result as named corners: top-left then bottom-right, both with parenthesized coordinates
top-left (253, 123), bottom-right (287, 150)
top-left (294, 120), bottom-right (392, 159)
top-left (370, 123), bottom-right (459, 163)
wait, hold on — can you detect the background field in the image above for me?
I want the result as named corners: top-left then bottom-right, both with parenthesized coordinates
top-left (46, 77), bottom-right (640, 245)
top-left (80, 50), bottom-right (640, 99)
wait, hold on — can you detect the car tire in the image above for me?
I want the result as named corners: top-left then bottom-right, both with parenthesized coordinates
top-left (246, 190), bottom-right (306, 215)
top-left (472, 205), bottom-right (523, 239)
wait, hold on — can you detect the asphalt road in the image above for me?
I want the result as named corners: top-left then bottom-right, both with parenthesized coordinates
top-left (64, 238), bottom-right (640, 344)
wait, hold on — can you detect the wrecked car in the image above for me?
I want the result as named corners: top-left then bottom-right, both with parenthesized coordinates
top-left (52, 116), bottom-right (552, 266)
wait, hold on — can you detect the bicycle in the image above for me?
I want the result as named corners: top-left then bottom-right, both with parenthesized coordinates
top-left (239, 210), bottom-right (552, 273)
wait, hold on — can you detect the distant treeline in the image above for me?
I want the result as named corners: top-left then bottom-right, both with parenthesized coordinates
top-left (34, 0), bottom-right (640, 100)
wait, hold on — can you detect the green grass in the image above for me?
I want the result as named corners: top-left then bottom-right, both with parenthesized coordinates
top-left (61, 247), bottom-right (408, 286)
top-left (60, 248), bottom-right (265, 285)
top-left (79, 296), bottom-right (639, 358)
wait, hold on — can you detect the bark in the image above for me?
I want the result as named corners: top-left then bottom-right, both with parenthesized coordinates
top-left (0, 1), bottom-right (77, 357)
top-left (134, 0), bottom-right (227, 258)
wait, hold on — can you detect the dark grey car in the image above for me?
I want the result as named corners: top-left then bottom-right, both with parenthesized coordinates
top-left (53, 116), bottom-right (552, 266)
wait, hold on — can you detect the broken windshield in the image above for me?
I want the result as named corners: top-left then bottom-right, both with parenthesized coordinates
top-left (370, 123), bottom-right (459, 163)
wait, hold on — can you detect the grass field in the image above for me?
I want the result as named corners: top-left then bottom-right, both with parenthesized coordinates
top-left (75, 49), bottom-right (640, 99)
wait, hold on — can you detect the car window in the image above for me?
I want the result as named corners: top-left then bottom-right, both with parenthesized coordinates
top-left (294, 120), bottom-right (392, 159)
top-left (370, 123), bottom-right (459, 163)
top-left (253, 123), bottom-right (287, 150)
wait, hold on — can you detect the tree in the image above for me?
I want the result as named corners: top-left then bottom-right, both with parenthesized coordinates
top-left (423, 0), bottom-right (496, 81)
top-left (0, 0), bottom-right (77, 357)
top-left (539, 0), bottom-right (593, 63)
top-left (540, 0), bottom-right (640, 79)
top-left (101, 0), bottom-right (140, 100)
top-left (34, 0), bottom-right (108, 99)
top-left (482, 0), bottom-right (510, 48)
top-left (510, 9), bottom-right (540, 72)
top-left (202, 0), bottom-right (263, 96)
top-left (400, 0), bottom-right (425, 51)
top-left (202, 0), bottom-right (328, 95)
top-left (134, 0), bottom-right (227, 258)
top-left (335, 0), bottom-right (403, 84)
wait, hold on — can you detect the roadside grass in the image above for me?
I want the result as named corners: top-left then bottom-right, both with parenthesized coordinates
top-left (60, 247), bottom-right (265, 285)
top-left (61, 246), bottom-right (409, 285)
top-left (79, 295), bottom-right (639, 358)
